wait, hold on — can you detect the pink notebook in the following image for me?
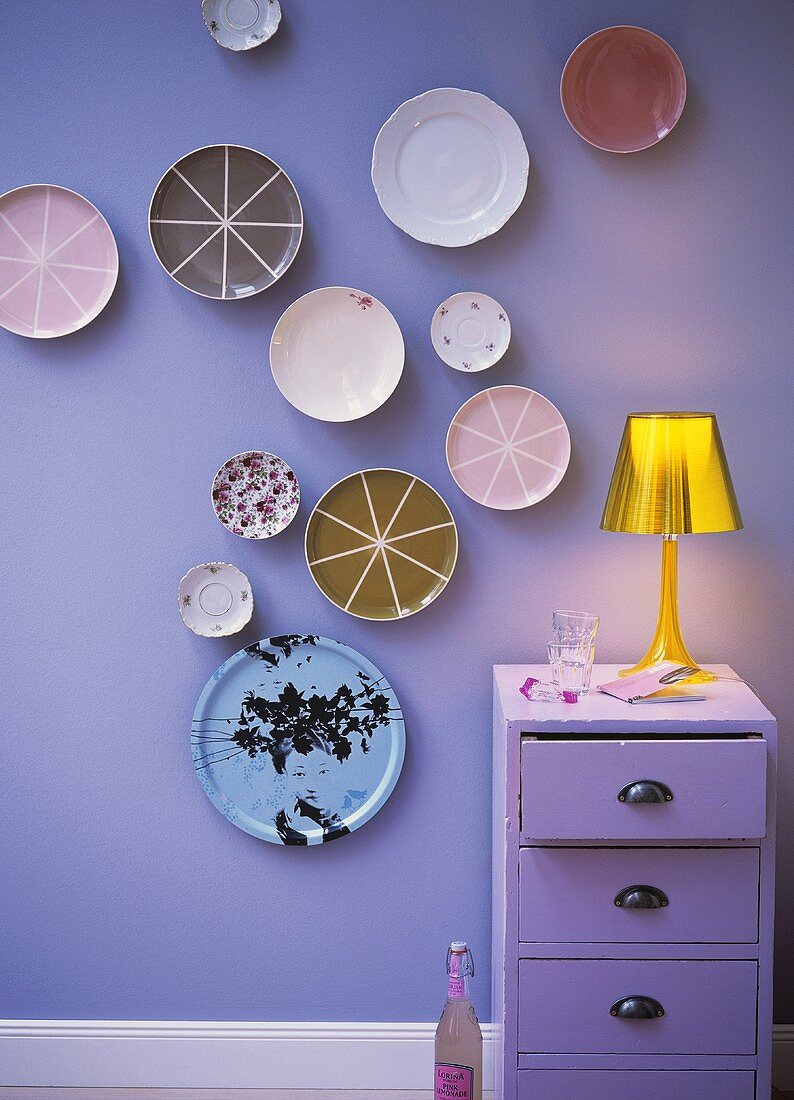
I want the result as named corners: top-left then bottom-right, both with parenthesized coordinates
top-left (597, 662), bottom-right (705, 704)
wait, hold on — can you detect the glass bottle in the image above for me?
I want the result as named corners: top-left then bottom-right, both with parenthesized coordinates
top-left (434, 941), bottom-right (482, 1100)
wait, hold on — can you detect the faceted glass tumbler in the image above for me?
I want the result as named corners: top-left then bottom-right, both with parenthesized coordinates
top-left (552, 609), bottom-right (600, 643)
top-left (547, 640), bottom-right (596, 697)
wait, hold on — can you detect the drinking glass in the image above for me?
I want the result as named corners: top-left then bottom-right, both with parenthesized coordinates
top-left (547, 640), bottom-right (596, 697)
top-left (552, 609), bottom-right (599, 642)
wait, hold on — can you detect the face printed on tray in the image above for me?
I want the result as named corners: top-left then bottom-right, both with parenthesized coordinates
top-left (286, 748), bottom-right (346, 818)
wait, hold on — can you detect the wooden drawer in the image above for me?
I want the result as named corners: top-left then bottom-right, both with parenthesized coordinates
top-left (517, 1069), bottom-right (755, 1099)
top-left (519, 846), bottom-right (760, 943)
top-left (517, 959), bottom-right (757, 1054)
top-left (520, 737), bottom-right (767, 840)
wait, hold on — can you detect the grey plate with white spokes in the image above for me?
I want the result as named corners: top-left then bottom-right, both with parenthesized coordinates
top-left (148, 144), bottom-right (302, 300)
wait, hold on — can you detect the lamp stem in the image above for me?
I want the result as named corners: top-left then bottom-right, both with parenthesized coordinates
top-left (620, 535), bottom-right (715, 682)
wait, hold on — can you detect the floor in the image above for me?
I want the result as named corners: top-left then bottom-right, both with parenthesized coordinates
top-left (0, 1091), bottom-right (788, 1100)
top-left (0, 1094), bottom-right (489, 1100)
top-left (0, 1093), bottom-right (490, 1099)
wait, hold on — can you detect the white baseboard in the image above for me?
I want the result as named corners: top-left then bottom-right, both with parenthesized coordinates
top-left (2, 1019), bottom-right (792, 1090)
top-left (0, 1019), bottom-right (494, 1089)
top-left (774, 1024), bottom-right (794, 1090)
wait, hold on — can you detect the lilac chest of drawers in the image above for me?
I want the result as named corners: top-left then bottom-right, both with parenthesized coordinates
top-left (492, 664), bottom-right (777, 1100)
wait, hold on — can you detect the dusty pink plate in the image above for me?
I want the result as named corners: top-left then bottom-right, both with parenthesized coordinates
top-left (0, 184), bottom-right (118, 338)
top-left (446, 386), bottom-right (570, 510)
top-left (561, 26), bottom-right (686, 153)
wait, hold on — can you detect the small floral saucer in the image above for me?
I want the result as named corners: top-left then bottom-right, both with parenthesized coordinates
top-left (202, 0), bottom-right (281, 51)
top-left (431, 292), bottom-right (511, 372)
top-left (178, 563), bottom-right (254, 638)
top-left (212, 451), bottom-right (300, 539)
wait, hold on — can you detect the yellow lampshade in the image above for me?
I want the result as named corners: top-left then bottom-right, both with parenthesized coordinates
top-left (601, 412), bottom-right (742, 535)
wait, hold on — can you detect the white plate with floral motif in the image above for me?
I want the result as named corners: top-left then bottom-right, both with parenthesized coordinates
top-left (178, 563), bottom-right (253, 637)
top-left (431, 292), bottom-right (510, 372)
top-left (202, 0), bottom-right (281, 51)
top-left (371, 88), bottom-right (529, 247)
top-left (212, 450), bottom-right (300, 538)
top-left (270, 287), bottom-right (404, 421)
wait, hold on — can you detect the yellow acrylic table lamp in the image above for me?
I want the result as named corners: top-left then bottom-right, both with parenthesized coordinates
top-left (600, 413), bottom-right (742, 680)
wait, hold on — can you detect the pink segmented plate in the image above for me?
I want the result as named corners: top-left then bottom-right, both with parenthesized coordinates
top-left (446, 386), bottom-right (570, 510)
top-left (0, 184), bottom-right (118, 338)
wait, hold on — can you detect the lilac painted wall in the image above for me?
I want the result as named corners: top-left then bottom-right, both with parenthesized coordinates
top-left (1, 0), bottom-right (792, 1023)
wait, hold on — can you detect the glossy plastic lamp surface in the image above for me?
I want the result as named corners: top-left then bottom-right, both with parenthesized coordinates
top-left (601, 413), bottom-right (742, 535)
top-left (601, 413), bottom-right (742, 678)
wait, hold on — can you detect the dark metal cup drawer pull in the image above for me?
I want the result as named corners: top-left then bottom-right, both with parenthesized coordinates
top-left (618, 779), bottom-right (673, 804)
top-left (614, 884), bottom-right (669, 909)
top-left (610, 996), bottom-right (665, 1019)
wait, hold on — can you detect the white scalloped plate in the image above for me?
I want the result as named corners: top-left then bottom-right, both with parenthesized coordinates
top-left (178, 562), bottom-right (253, 637)
top-left (371, 88), bottom-right (529, 247)
top-left (202, 0), bottom-right (281, 51)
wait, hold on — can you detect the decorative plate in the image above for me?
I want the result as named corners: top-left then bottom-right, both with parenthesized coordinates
top-left (371, 88), bottom-right (529, 247)
top-left (191, 635), bottom-right (405, 845)
top-left (178, 562), bottom-right (253, 637)
top-left (202, 0), bottom-right (281, 51)
top-left (446, 386), bottom-right (570, 510)
top-left (431, 292), bottom-right (510, 372)
top-left (270, 287), bottom-right (404, 422)
top-left (561, 26), bottom-right (687, 153)
top-left (212, 450), bottom-right (300, 538)
top-left (0, 184), bottom-right (118, 338)
top-left (305, 469), bottom-right (458, 620)
top-left (148, 144), bottom-right (302, 299)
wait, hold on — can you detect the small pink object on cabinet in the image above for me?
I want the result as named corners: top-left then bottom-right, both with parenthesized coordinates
top-left (561, 26), bottom-right (687, 153)
top-left (519, 676), bottom-right (578, 705)
top-left (597, 660), bottom-right (684, 702)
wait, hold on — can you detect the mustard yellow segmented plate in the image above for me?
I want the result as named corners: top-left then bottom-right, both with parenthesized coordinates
top-left (305, 469), bottom-right (458, 620)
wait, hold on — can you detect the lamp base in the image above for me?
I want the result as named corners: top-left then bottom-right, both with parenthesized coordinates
top-left (619, 657), bottom-right (717, 684)
top-left (618, 534), bottom-right (717, 684)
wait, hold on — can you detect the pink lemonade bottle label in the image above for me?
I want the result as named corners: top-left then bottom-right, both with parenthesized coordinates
top-left (447, 974), bottom-right (465, 997)
top-left (435, 1062), bottom-right (473, 1099)
top-left (448, 950), bottom-right (465, 998)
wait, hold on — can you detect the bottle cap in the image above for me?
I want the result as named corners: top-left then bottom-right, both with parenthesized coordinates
top-left (450, 940), bottom-right (467, 952)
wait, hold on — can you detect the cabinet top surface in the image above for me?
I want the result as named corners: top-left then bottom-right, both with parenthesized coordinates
top-left (494, 664), bottom-right (775, 731)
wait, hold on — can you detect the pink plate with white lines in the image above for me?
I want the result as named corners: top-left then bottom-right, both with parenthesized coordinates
top-left (0, 185), bottom-right (118, 338)
top-left (446, 385), bottom-right (570, 510)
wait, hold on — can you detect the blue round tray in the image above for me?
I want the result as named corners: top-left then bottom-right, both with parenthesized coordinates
top-left (191, 635), bottom-right (405, 846)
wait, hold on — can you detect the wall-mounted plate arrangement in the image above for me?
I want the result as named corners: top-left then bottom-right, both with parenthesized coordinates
top-left (178, 562), bottom-right (253, 637)
top-left (371, 87), bottom-right (529, 247)
top-left (270, 287), bottom-right (404, 421)
top-left (191, 634), bottom-right (405, 845)
top-left (202, 0), bottom-right (281, 51)
top-left (446, 385), bottom-right (570, 510)
top-left (561, 25), bottom-right (687, 153)
top-left (305, 469), bottom-right (458, 620)
top-left (0, 184), bottom-right (118, 338)
top-left (212, 450), bottom-right (300, 538)
top-left (149, 145), bottom-right (302, 299)
top-left (431, 292), bottom-right (511, 372)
